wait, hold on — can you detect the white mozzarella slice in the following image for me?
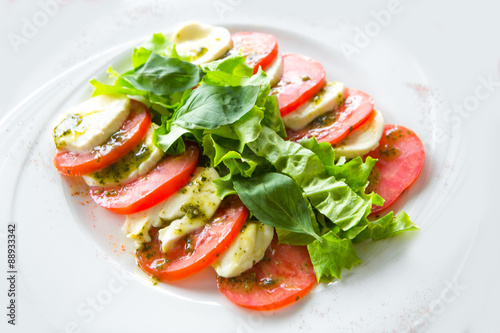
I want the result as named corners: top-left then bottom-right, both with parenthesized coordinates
top-left (122, 167), bottom-right (221, 248)
top-left (282, 81), bottom-right (345, 130)
top-left (123, 204), bottom-right (164, 248)
top-left (335, 109), bottom-right (385, 158)
top-left (82, 125), bottom-right (164, 187)
top-left (53, 94), bottom-right (131, 153)
top-left (158, 167), bottom-right (221, 221)
top-left (212, 221), bottom-right (274, 278)
top-left (158, 167), bottom-right (222, 253)
top-left (158, 216), bottom-right (206, 253)
top-left (172, 22), bottom-right (232, 64)
top-left (264, 53), bottom-right (283, 86)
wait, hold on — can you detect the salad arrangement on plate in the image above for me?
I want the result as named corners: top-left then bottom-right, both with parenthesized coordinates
top-left (52, 22), bottom-right (425, 311)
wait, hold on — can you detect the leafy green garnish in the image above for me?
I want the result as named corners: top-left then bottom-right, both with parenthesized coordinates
top-left (173, 85), bottom-right (260, 130)
top-left (298, 136), bottom-right (336, 169)
top-left (308, 231), bottom-right (362, 282)
top-left (200, 55), bottom-right (253, 77)
top-left (352, 211), bottom-right (419, 243)
top-left (122, 53), bottom-right (204, 96)
top-left (138, 33), bottom-right (183, 60)
top-left (212, 174), bottom-right (236, 199)
top-left (152, 123), bottom-right (189, 155)
top-left (262, 95), bottom-right (286, 138)
top-left (233, 173), bottom-right (321, 241)
top-left (248, 126), bottom-right (370, 231)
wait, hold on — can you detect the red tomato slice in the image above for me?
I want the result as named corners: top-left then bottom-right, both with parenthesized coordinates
top-left (273, 53), bottom-right (326, 117)
top-left (365, 124), bottom-right (425, 214)
top-left (231, 32), bottom-right (278, 74)
top-left (53, 100), bottom-right (151, 176)
top-left (136, 196), bottom-right (248, 281)
top-left (286, 88), bottom-right (375, 145)
top-left (217, 235), bottom-right (316, 311)
top-left (89, 142), bottom-right (199, 215)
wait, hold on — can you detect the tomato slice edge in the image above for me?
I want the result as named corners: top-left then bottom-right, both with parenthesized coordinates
top-left (89, 142), bottom-right (199, 215)
top-left (136, 196), bottom-right (248, 281)
top-left (217, 236), bottom-right (317, 311)
top-left (366, 124), bottom-right (425, 214)
top-left (276, 53), bottom-right (326, 117)
top-left (231, 32), bottom-right (279, 74)
top-left (286, 88), bottom-right (375, 145)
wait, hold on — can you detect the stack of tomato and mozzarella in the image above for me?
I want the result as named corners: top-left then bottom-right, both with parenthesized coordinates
top-left (52, 22), bottom-right (424, 311)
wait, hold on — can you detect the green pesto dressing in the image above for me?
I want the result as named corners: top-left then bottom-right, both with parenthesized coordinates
top-left (180, 202), bottom-right (207, 221)
top-left (378, 144), bottom-right (401, 161)
top-left (88, 140), bottom-right (153, 185)
top-left (366, 165), bottom-right (381, 194)
top-left (190, 46), bottom-right (208, 60)
top-left (304, 88), bottom-right (346, 130)
top-left (307, 110), bottom-right (337, 129)
top-left (378, 128), bottom-right (409, 162)
top-left (53, 114), bottom-right (84, 148)
top-left (221, 271), bottom-right (280, 291)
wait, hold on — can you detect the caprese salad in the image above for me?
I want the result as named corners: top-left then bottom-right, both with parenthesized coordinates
top-left (52, 22), bottom-right (425, 311)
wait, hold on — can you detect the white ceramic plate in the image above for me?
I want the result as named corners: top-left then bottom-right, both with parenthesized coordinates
top-left (2, 1), bottom-right (499, 332)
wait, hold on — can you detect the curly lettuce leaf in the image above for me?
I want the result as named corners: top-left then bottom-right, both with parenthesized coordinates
top-left (202, 134), bottom-right (265, 178)
top-left (212, 173), bottom-right (237, 199)
top-left (262, 95), bottom-right (286, 138)
top-left (298, 136), bottom-right (336, 170)
top-left (307, 231), bottom-right (362, 282)
top-left (329, 156), bottom-right (377, 190)
top-left (200, 55), bottom-right (253, 77)
top-left (352, 211), bottom-right (419, 243)
top-left (248, 126), bottom-right (368, 231)
top-left (152, 122), bottom-right (190, 155)
top-left (304, 176), bottom-right (371, 231)
top-left (299, 136), bottom-right (378, 190)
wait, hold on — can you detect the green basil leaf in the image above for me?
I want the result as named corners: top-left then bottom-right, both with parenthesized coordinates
top-left (233, 173), bottom-right (321, 241)
top-left (173, 85), bottom-right (260, 130)
top-left (276, 229), bottom-right (318, 246)
top-left (123, 53), bottom-right (203, 96)
top-left (276, 202), bottom-right (321, 246)
top-left (248, 126), bottom-right (368, 231)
